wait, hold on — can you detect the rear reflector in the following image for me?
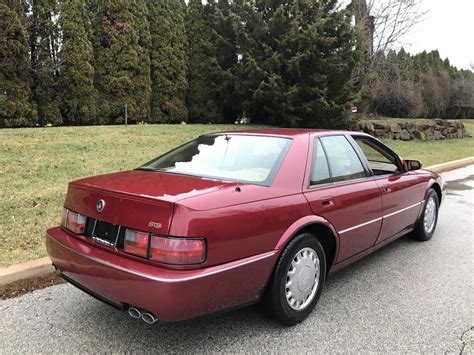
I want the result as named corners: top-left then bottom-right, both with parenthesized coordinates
top-left (124, 229), bottom-right (150, 257)
top-left (150, 236), bottom-right (206, 265)
top-left (62, 208), bottom-right (86, 234)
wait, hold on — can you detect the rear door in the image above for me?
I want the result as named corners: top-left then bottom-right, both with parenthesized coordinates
top-left (303, 135), bottom-right (383, 262)
top-left (351, 135), bottom-right (423, 244)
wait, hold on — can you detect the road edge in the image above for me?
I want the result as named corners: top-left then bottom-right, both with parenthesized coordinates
top-left (0, 257), bottom-right (54, 287)
top-left (425, 156), bottom-right (474, 174)
top-left (1, 155), bottom-right (473, 288)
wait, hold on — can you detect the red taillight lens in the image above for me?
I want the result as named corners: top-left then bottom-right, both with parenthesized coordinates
top-left (124, 229), bottom-right (150, 257)
top-left (62, 208), bottom-right (86, 234)
top-left (150, 236), bottom-right (206, 265)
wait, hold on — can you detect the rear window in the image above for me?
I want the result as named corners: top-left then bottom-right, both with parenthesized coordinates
top-left (139, 135), bottom-right (292, 186)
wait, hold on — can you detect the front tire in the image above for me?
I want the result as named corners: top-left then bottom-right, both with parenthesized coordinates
top-left (264, 233), bottom-right (326, 326)
top-left (411, 189), bottom-right (439, 241)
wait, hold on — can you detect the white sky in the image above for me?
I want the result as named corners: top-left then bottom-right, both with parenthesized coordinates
top-left (398, 0), bottom-right (474, 70)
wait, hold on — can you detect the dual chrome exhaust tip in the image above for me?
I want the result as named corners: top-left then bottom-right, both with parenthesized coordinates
top-left (128, 307), bottom-right (157, 324)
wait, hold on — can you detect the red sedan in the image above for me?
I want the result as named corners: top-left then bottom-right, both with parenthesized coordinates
top-left (46, 129), bottom-right (443, 325)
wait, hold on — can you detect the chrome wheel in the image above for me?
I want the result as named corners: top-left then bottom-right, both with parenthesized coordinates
top-left (285, 247), bottom-right (320, 311)
top-left (423, 196), bottom-right (437, 234)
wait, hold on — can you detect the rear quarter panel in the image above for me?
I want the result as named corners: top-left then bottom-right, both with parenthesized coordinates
top-left (170, 194), bottom-right (314, 266)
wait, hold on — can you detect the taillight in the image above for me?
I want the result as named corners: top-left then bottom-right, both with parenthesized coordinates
top-left (61, 208), bottom-right (86, 234)
top-left (150, 236), bottom-right (206, 265)
top-left (124, 229), bottom-right (149, 257)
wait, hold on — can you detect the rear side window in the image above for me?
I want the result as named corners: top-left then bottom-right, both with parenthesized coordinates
top-left (320, 136), bottom-right (366, 182)
top-left (310, 140), bottom-right (331, 185)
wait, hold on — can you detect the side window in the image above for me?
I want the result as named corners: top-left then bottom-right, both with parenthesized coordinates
top-left (310, 139), bottom-right (331, 185)
top-left (353, 137), bottom-right (400, 175)
top-left (320, 135), bottom-right (366, 182)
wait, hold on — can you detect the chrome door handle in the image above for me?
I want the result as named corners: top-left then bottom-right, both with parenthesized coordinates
top-left (383, 185), bottom-right (392, 193)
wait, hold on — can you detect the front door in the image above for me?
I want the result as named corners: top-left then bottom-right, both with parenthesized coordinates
top-left (303, 135), bottom-right (383, 262)
top-left (351, 135), bottom-right (423, 244)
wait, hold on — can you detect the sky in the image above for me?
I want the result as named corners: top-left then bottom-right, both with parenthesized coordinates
top-left (399, 0), bottom-right (474, 70)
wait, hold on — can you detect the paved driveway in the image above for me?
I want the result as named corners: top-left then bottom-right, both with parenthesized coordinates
top-left (1, 166), bottom-right (473, 353)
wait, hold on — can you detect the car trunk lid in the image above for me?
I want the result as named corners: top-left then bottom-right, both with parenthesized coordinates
top-left (64, 170), bottom-right (239, 234)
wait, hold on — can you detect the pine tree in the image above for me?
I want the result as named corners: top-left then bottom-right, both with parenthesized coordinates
top-left (236, 0), bottom-right (361, 128)
top-left (185, 0), bottom-right (221, 123)
top-left (0, 1), bottom-right (37, 127)
top-left (93, 0), bottom-right (151, 124)
top-left (148, 0), bottom-right (188, 123)
top-left (213, 0), bottom-right (240, 122)
top-left (30, 0), bottom-right (62, 125)
top-left (58, 0), bottom-right (96, 125)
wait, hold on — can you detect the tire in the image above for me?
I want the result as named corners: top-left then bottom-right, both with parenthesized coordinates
top-left (263, 233), bottom-right (326, 326)
top-left (411, 189), bottom-right (439, 241)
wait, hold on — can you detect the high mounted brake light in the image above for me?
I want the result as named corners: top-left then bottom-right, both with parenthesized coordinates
top-left (61, 208), bottom-right (86, 234)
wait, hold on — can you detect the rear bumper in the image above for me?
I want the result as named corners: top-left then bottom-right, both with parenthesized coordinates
top-left (46, 227), bottom-right (277, 321)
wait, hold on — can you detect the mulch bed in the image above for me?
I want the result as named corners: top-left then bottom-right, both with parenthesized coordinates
top-left (0, 273), bottom-right (64, 300)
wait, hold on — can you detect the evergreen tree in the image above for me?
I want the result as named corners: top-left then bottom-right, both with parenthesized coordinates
top-left (185, 0), bottom-right (221, 122)
top-left (237, 0), bottom-right (361, 128)
top-left (58, 0), bottom-right (96, 125)
top-left (0, 1), bottom-right (37, 127)
top-left (148, 0), bottom-right (188, 123)
top-left (30, 0), bottom-right (62, 125)
top-left (93, 0), bottom-right (151, 124)
top-left (213, 0), bottom-right (240, 122)
top-left (85, 0), bottom-right (98, 53)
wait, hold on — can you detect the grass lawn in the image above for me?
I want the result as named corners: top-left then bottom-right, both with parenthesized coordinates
top-left (377, 120), bottom-right (474, 167)
top-left (1, 122), bottom-right (473, 267)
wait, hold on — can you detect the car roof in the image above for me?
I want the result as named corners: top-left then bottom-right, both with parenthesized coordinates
top-left (203, 128), bottom-right (359, 138)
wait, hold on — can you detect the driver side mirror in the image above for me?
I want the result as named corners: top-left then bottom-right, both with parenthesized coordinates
top-left (405, 159), bottom-right (422, 171)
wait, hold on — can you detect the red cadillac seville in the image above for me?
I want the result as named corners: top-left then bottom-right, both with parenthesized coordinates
top-left (46, 129), bottom-right (443, 325)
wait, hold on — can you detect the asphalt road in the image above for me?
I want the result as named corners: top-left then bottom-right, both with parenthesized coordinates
top-left (1, 166), bottom-right (473, 353)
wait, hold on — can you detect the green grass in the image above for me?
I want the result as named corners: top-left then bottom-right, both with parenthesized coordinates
top-left (379, 120), bottom-right (474, 167)
top-left (0, 122), bottom-right (473, 267)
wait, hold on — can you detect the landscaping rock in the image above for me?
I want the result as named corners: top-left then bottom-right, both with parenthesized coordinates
top-left (357, 119), bottom-right (468, 141)
top-left (400, 130), bottom-right (411, 141)
top-left (413, 130), bottom-right (427, 140)
top-left (366, 122), bottom-right (374, 132)
top-left (416, 123), bottom-right (428, 131)
top-left (375, 129), bottom-right (385, 137)
top-left (390, 123), bottom-right (401, 133)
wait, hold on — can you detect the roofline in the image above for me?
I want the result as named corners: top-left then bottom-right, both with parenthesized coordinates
top-left (201, 129), bottom-right (362, 138)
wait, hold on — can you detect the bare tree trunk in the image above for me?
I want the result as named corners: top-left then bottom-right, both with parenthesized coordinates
top-left (352, 0), bottom-right (374, 59)
top-left (351, 0), bottom-right (427, 63)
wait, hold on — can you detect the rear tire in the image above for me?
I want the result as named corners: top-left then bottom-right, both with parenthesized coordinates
top-left (411, 189), bottom-right (439, 241)
top-left (263, 233), bottom-right (326, 326)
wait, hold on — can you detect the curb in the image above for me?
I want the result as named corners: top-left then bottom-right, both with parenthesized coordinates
top-left (0, 257), bottom-right (54, 287)
top-left (1, 156), bottom-right (473, 288)
top-left (426, 156), bottom-right (474, 174)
